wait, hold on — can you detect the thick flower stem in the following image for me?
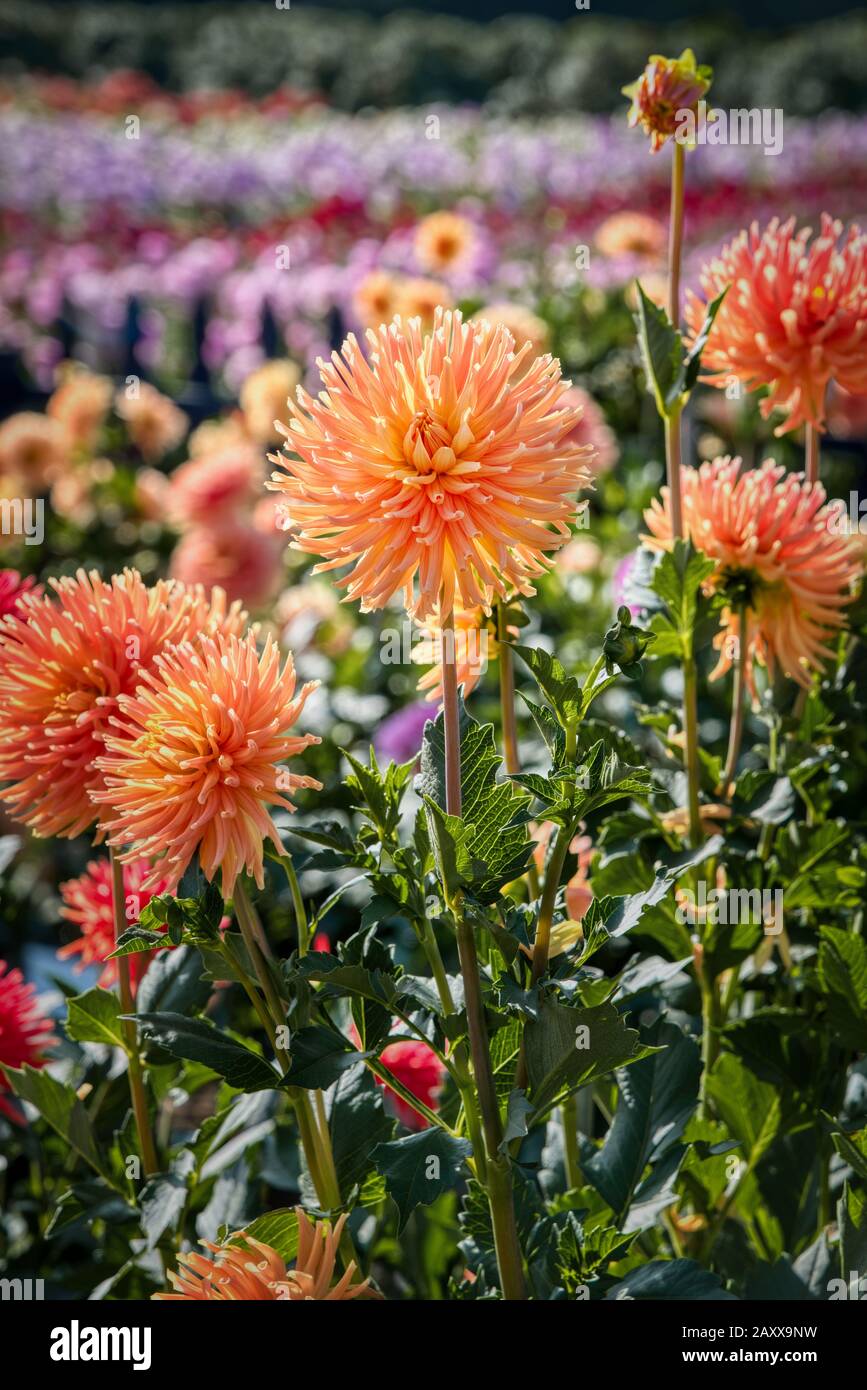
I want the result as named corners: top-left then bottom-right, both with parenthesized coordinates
top-left (110, 849), bottom-right (158, 1177)
top-left (562, 1092), bottom-right (581, 1191)
top-left (668, 140), bottom-right (686, 336)
top-left (664, 405), bottom-right (685, 541)
top-left (682, 652), bottom-right (703, 848)
top-left (441, 609), bottom-right (527, 1300)
top-left (720, 607), bottom-right (748, 799)
top-left (495, 599), bottom-right (520, 776)
top-left (698, 976), bottom-right (722, 1121)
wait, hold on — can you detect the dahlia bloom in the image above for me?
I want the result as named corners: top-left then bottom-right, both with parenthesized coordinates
top-left (269, 308), bottom-right (593, 620)
top-left (394, 277), bottom-right (453, 331)
top-left (377, 1037), bottom-right (446, 1130)
top-left (47, 367), bottom-right (112, 452)
top-left (623, 49), bottom-right (712, 152)
top-left (471, 303), bottom-right (550, 372)
top-left (187, 414), bottom-right (249, 458)
top-left (58, 858), bottom-right (172, 990)
top-left (169, 522), bottom-right (283, 608)
top-left (239, 360), bottom-right (301, 444)
top-left (0, 960), bottom-right (56, 1123)
top-left (415, 211), bottom-right (476, 273)
top-left (685, 215), bottom-right (867, 435)
top-left (0, 412), bottom-right (68, 492)
top-left (0, 569), bottom-right (247, 839)
top-left (115, 384), bottom-right (188, 461)
top-left (95, 631), bottom-right (321, 895)
top-left (353, 270), bottom-right (403, 331)
top-left (643, 457), bottom-right (861, 697)
top-left (595, 211), bottom-right (667, 261)
top-left (168, 446), bottom-right (263, 528)
top-left (0, 570), bottom-right (40, 620)
top-left (154, 1208), bottom-right (380, 1300)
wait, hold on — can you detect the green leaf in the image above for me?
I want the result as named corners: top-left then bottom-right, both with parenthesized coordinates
top-left (2, 1064), bottom-right (115, 1184)
top-left (683, 288), bottom-right (728, 394)
top-left (66, 987), bottom-right (126, 1050)
top-left (650, 540), bottom-right (716, 648)
top-left (705, 1052), bottom-right (781, 1166)
top-left (583, 1021), bottom-right (700, 1221)
top-left (634, 285), bottom-right (683, 417)
top-left (817, 927), bottom-right (867, 1050)
top-left (283, 1025), bottom-right (366, 1091)
top-left (139, 1172), bottom-right (188, 1250)
top-left (417, 702), bottom-right (532, 902)
top-left (328, 1062), bottom-right (394, 1196)
top-left (137, 945), bottom-right (212, 1017)
top-left (107, 926), bottom-right (166, 960)
top-left (500, 1090), bottom-right (533, 1151)
top-left (605, 1258), bottom-right (737, 1300)
top-left (523, 998), bottom-right (654, 1118)
top-left (371, 1129), bottom-right (472, 1230)
top-left (134, 1013), bottom-right (279, 1092)
top-left (512, 645), bottom-right (582, 727)
top-left (839, 1183), bottom-right (867, 1279)
top-left (239, 1208), bottom-right (300, 1262)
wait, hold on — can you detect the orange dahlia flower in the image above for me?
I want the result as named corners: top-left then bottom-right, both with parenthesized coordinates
top-left (643, 457), bottom-right (861, 698)
top-left (415, 211), bottom-right (475, 273)
top-left (353, 270), bottom-right (403, 331)
top-left (154, 1208), bottom-right (380, 1300)
top-left (47, 366), bottom-right (112, 452)
top-left (394, 277), bottom-right (453, 332)
top-left (623, 49), bottom-right (712, 152)
top-left (685, 215), bottom-right (867, 435)
top-left (0, 569), bottom-right (247, 839)
top-left (94, 631), bottom-right (320, 895)
top-left (269, 308), bottom-right (593, 620)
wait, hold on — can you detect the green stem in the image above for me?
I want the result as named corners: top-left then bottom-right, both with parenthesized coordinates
top-left (110, 849), bottom-right (159, 1177)
top-left (284, 853), bottom-right (310, 956)
top-left (698, 976), bottom-right (721, 1121)
top-left (496, 599), bottom-right (520, 776)
top-left (562, 1093), bottom-right (581, 1191)
top-left (720, 605), bottom-right (748, 800)
top-left (441, 609), bottom-right (527, 1300)
top-left (682, 651), bottom-right (702, 848)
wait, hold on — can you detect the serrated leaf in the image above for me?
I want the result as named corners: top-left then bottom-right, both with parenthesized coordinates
top-left (371, 1129), bottom-right (472, 1230)
top-left (283, 1025), bottom-right (367, 1090)
top-left (134, 1013), bottom-right (279, 1092)
top-left (66, 987), bottom-right (126, 1050)
top-left (524, 998), bottom-right (654, 1118)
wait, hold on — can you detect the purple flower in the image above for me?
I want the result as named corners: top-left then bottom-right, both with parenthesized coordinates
top-left (374, 701), bottom-right (432, 766)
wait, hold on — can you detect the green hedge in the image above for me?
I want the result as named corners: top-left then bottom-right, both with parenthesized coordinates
top-left (1, 3), bottom-right (865, 115)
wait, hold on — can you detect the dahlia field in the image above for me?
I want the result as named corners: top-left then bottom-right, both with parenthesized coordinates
top-left (1, 16), bottom-right (867, 1338)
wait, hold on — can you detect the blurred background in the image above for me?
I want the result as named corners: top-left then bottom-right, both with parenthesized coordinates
top-left (0, 0), bottom-right (865, 981)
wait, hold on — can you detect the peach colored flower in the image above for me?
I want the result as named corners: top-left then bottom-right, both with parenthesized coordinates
top-left (58, 858), bottom-right (172, 990)
top-left (269, 308), bottom-right (593, 620)
top-left (557, 537), bottom-right (602, 575)
top-left (595, 211), bottom-right (666, 261)
top-left (623, 48), bottom-right (712, 152)
top-left (0, 412), bottom-right (68, 491)
top-left (168, 446), bottom-right (263, 528)
top-left (170, 522), bottom-right (282, 607)
top-left (115, 384), bottom-right (188, 460)
top-left (95, 631), bottom-right (320, 895)
top-left (47, 366), bottom-right (112, 452)
top-left (0, 570), bottom-right (247, 838)
top-left (685, 215), bottom-right (867, 435)
top-left (135, 466), bottom-right (172, 522)
top-left (187, 414), bottom-right (249, 458)
top-left (154, 1208), bottom-right (380, 1301)
top-left (353, 270), bottom-right (403, 331)
top-left (240, 360), bottom-right (301, 444)
top-left (471, 303), bottom-right (549, 375)
top-left (562, 386), bottom-right (619, 474)
top-left (395, 277), bottom-right (453, 332)
top-left (415, 211), bottom-right (475, 273)
top-left (643, 456), bottom-right (861, 697)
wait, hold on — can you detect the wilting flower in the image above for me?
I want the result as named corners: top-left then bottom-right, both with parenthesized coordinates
top-left (154, 1208), bottom-right (380, 1300)
top-left (168, 446), bottom-right (263, 528)
top-left (395, 277), bottom-right (453, 331)
top-left (95, 631), bottom-right (320, 895)
top-left (240, 360), bottom-right (301, 444)
top-left (0, 570), bottom-right (40, 620)
top-left (58, 859), bottom-right (172, 990)
top-left (472, 303), bottom-right (550, 372)
top-left (685, 215), bottom-right (867, 434)
top-left (269, 308), bottom-right (593, 620)
top-left (47, 366), bottom-right (112, 452)
top-left (595, 211), bottom-right (667, 261)
top-left (0, 569), bottom-right (247, 839)
top-left (623, 49), bottom-right (712, 152)
top-left (353, 270), bottom-right (403, 331)
top-left (115, 384), bottom-right (188, 461)
top-left (170, 522), bottom-right (283, 607)
top-left (415, 211), bottom-right (476, 273)
top-left (562, 386), bottom-right (619, 474)
top-left (643, 456), bottom-right (861, 696)
top-left (0, 412), bottom-right (68, 491)
top-left (0, 960), bottom-right (56, 1122)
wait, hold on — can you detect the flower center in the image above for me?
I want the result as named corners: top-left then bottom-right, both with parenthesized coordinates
top-left (403, 410), bottom-right (455, 475)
